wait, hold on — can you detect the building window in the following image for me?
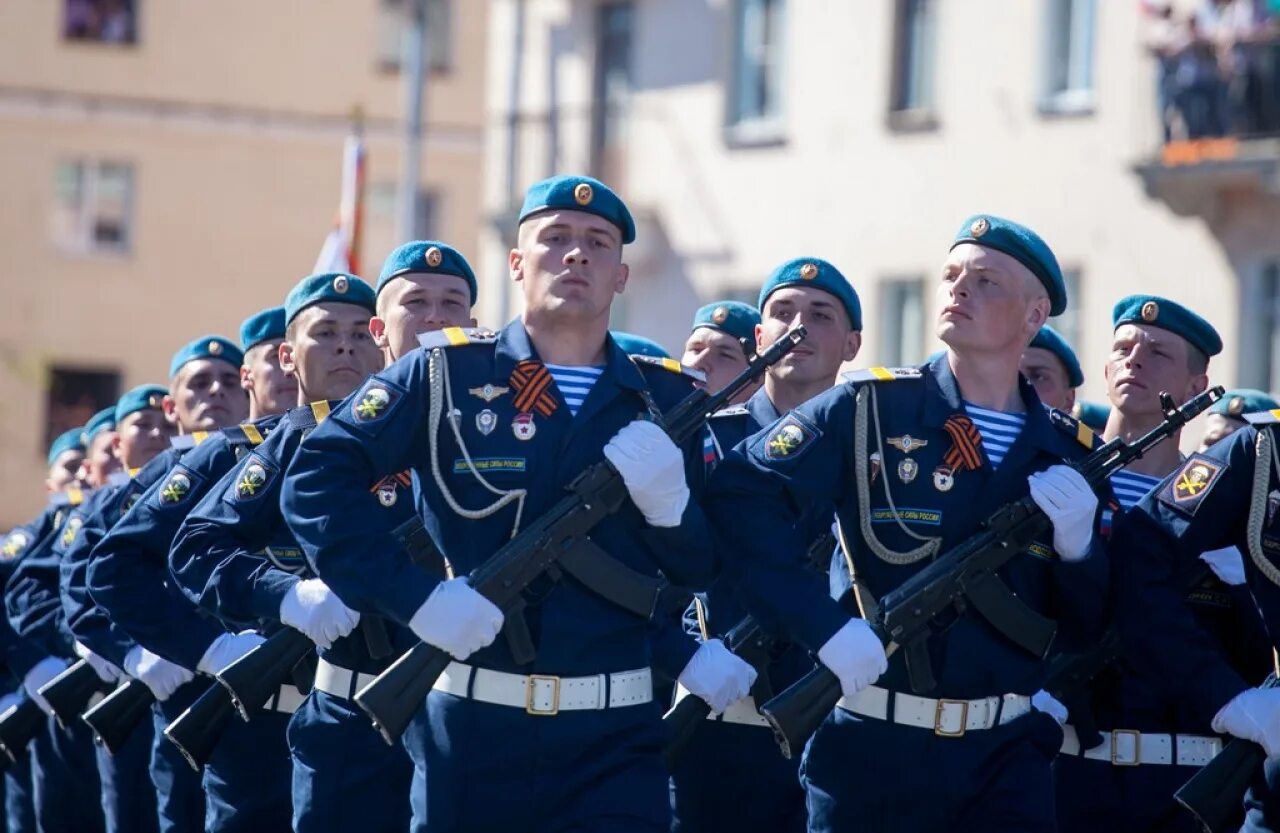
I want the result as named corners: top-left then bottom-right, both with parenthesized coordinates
top-left (44, 366), bottom-right (120, 454)
top-left (1049, 268), bottom-right (1082, 350)
top-left (52, 160), bottom-right (133, 254)
top-left (377, 0), bottom-right (452, 73)
top-left (591, 2), bottom-right (635, 180)
top-left (63, 0), bottom-right (137, 45)
top-left (879, 279), bottom-right (925, 366)
top-left (727, 0), bottom-right (786, 144)
top-left (888, 0), bottom-right (938, 129)
top-left (1041, 0), bottom-right (1097, 115)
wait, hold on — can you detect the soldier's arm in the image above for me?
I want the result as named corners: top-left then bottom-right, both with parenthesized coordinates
top-left (1047, 506), bottom-right (1111, 647)
top-left (284, 357), bottom-right (433, 626)
top-left (0, 521), bottom-right (61, 678)
top-left (6, 513), bottom-right (78, 658)
top-left (169, 435), bottom-right (299, 628)
top-left (706, 387), bottom-right (854, 653)
top-left (60, 492), bottom-right (137, 666)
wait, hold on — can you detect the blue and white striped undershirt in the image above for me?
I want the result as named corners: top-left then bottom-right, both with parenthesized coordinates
top-left (963, 403), bottom-right (1026, 470)
top-left (1102, 469), bottom-right (1163, 531)
top-left (545, 365), bottom-right (605, 417)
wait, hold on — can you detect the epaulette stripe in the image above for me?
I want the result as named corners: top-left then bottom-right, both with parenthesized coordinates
top-left (659, 358), bottom-right (682, 375)
top-left (1245, 409), bottom-right (1280, 426)
top-left (444, 327), bottom-right (470, 346)
top-left (241, 424), bottom-right (264, 445)
top-left (870, 367), bottom-right (895, 381)
top-left (1076, 421), bottom-right (1093, 449)
top-left (311, 401), bottom-right (332, 423)
top-left (192, 431), bottom-right (210, 445)
top-left (67, 487), bottom-right (84, 506)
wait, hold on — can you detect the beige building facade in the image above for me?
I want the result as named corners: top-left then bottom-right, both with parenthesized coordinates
top-left (478, 0), bottom-right (1280, 431)
top-left (0, 0), bottom-right (488, 526)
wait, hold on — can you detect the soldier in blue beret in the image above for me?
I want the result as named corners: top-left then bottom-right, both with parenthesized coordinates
top-left (1044, 295), bottom-right (1271, 832)
top-left (682, 301), bottom-right (761, 403)
top-left (670, 258), bottom-right (863, 833)
top-left (1020, 325), bottom-right (1083, 413)
top-left (373, 241), bottom-right (478, 362)
top-left (282, 175), bottom-right (722, 832)
top-left (1201, 388), bottom-right (1280, 450)
top-left (45, 427), bottom-right (87, 496)
top-left (171, 273), bottom-right (390, 833)
top-left (707, 216), bottom-right (1108, 832)
top-left (88, 327), bottom-right (297, 833)
top-left (238, 307), bottom-right (297, 421)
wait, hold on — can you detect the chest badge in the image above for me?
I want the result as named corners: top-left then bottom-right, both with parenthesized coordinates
top-left (476, 409), bottom-right (498, 436)
top-left (469, 384), bottom-right (509, 403)
top-left (932, 465), bottom-right (954, 492)
top-left (888, 435), bottom-right (928, 454)
top-left (512, 413), bottom-right (537, 441)
top-left (376, 484), bottom-right (397, 507)
top-left (897, 458), bottom-right (919, 484)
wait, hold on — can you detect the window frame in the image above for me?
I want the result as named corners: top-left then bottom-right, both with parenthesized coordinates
top-left (724, 0), bottom-right (787, 147)
top-left (1039, 0), bottom-right (1097, 117)
top-left (52, 158), bottom-right (134, 256)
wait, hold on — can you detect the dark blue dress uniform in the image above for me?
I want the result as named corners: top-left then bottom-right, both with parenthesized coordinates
top-left (281, 322), bottom-right (715, 833)
top-left (169, 401), bottom-right (413, 833)
top-left (89, 421), bottom-right (279, 833)
top-left (706, 354), bottom-right (1108, 833)
top-left (669, 388), bottom-right (813, 833)
top-left (1111, 417), bottom-right (1280, 832)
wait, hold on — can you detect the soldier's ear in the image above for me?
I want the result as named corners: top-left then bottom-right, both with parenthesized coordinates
top-left (613, 262), bottom-right (629, 295)
top-left (842, 331), bottom-right (862, 363)
top-left (369, 317), bottom-right (390, 350)
top-left (279, 342), bottom-right (298, 375)
top-left (509, 248), bottom-right (524, 283)
top-left (161, 395), bottom-right (179, 426)
top-left (239, 364), bottom-right (254, 394)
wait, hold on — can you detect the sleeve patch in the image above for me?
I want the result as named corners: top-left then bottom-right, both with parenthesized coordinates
top-left (1, 531), bottom-right (30, 560)
top-left (154, 465), bottom-right (205, 510)
top-left (755, 412), bottom-right (822, 462)
top-left (60, 515), bottom-right (84, 547)
top-left (226, 454), bottom-right (278, 503)
top-left (1158, 453), bottom-right (1228, 516)
top-left (347, 376), bottom-right (407, 435)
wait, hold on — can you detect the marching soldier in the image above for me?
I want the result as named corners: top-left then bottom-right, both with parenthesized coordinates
top-left (1201, 388), bottom-right (1279, 451)
top-left (681, 301), bottom-right (761, 406)
top-left (1019, 324), bottom-right (1082, 413)
top-left (670, 260), bottom-right (861, 833)
top-left (707, 216), bottom-right (1109, 832)
top-left (283, 175), bottom-right (718, 832)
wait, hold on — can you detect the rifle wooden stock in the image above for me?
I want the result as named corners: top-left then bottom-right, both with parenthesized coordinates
top-left (38, 659), bottom-right (113, 728)
top-left (163, 682), bottom-right (237, 772)
top-left (215, 630), bottom-right (312, 721)
top-left (355, 327), bottom-right (810, 745)
top-left (760, 387), bottom-right (1224, 759)
top-left (82, 679), bottom-right (154, 754)
top-left (0, 699), bottom-right (46, 764)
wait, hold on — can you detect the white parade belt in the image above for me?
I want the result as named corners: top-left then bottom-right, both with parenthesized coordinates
top-left (431, 661), bottom-right (652, 715)
top-left (837, 685), bottom-right (1031, 736)
top-left (1060, 725), bottom-right (1222, 767)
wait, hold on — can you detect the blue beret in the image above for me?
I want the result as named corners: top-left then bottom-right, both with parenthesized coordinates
top-left (952, 215), bottom-right (1066, 316)
top-left (518, 175), bottom-right (635, 244)
top-left (1211, 388), bottom-right (1280, 419)
top-left (1111, 295), bottom-right (1222, 358)
top-left (47, 427), bottom-right (85, 466)
top-left (115, 384), bottom-right (168, 424)
top-left (169, 336), bottom-right (244, 378)
top-left (284, 273), bottom-right (376, 326)
top-left (377, 241), bottom-right (478, 304)
top-left (1074, 401), bottom-right (1111, 432)
top-left (611, 332), bottom-right (670, 359)
top-left (239, 307), bottom-right (287, 352)
top-left (81, 408), bottom-right (117, 445)
top-left (758, 257), bottom-right (862, 331)
top-left (1028, 325), bottom-right (1084, 388)
top-left (691, 301), bottom-right (760, 345)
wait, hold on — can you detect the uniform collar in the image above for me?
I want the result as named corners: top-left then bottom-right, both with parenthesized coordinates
top-left (493, 319), bottom-right (647, 394)
top-left (746, 387), bottom-right (783, 428)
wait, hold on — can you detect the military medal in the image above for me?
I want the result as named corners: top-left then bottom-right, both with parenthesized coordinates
top-left (377, 485), bottom-right (397, 507)
top-left (887, 435), bottom-right (928, 454)
top-left (512, 413), bottom-right (536, 441)
top-left (476, 409), bottom-right (497, 436)
top-left (897, 458), bottom-right (918, 484)
top-left (469, 384), bottom-right (509, 403)
top-left (932, 465), bottom-right (954, 492)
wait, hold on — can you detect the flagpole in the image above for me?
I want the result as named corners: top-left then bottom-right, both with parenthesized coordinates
top-left (397, 0), bottom-right (428, 242)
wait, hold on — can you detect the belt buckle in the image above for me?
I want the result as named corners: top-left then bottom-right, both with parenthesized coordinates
top-left (934, 699), bottom-right (969, 737)
top-left (525, 674), bottom-right (561, 716)
top-left (1111, 729), bottom-right (1141, 766)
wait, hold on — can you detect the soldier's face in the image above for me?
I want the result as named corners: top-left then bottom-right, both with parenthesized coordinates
top-left (372, 274), bottom-right (475, 361)
top-left (240, 340), bottom-right (296, 418)
top-left (281, 303), bottom-right (382, 403)
top-left (45, 449), bottom-right (84, 493)
top-left (114, 409), bottom-right (172, 471)
top-left (682, 327), bottom-right (752, 400)
top-left (1199, 413), bottom-right (1243, 451)
top-left (1020, 347), bottom-right (1076, 412)
top-left (511, 211), bottom-right (628, 324)
top-left (936, 244), bottom-right (1047, 354)
top-left (759, 287), bottom-right (860, 387)
top-left (169, 359), bottom-right (248, 432)
top-left (80, 429), bottom-right (122, 488)
top-left (1104, 324), bottom-right (1206, 418)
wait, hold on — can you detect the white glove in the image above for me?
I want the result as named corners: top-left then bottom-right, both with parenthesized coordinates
top-left (1213, 687), bottom-right (1280, 756)
top-left (1027, 466), bottom-right (1098, 562)
top-left (1031, 689), bottom-right (1069, 725)
top-left (22, 657), bottom-right (69, 717)
top-left (677, 639), bottom-right (759, 714)
top-left (1200, 545), bottom-right (1247, 586)
top-left (409, 578), bottom-right (503, 661)
top-left (74, 641), bottom-right (122, 684)
top-left (279, 579), bottom-right (361, 650)
top-left (603, 420), bottom-right (690, 528)
top-left (197, 631), bottom-right (266, 676)
top-left (122, 646), bottom-right (193, 702)
top-left (816, 619), bottom-right (888, 699)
